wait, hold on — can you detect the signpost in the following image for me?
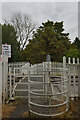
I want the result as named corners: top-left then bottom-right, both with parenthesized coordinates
top-left (2, 44), bottom-right (11, 58)
top-left (46, 55), bottom-right (51, 62)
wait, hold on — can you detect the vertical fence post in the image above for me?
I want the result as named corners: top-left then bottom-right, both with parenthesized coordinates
top-left (34, 64), bottom-right (36, 75)
top-left (3, 61), bottom-right (5, 104)
top-left (43, 62), bottom-right (45, 94)
top-left (4, 59), bottom-right (8, 102)
top-left (63, 56), bottom-right (66, 93)
top-left (9, 68), bottom-right (12, 99)
top-left (45, 62), bottom-right (47, 71)
top-left (13, 68), bottom-right (15, 86)
top-left (73, 58), bottom-right (76, 98)
top-left (68, 57), bottom-right (71, 97)
top-left (28, 71), bottom-right (30, 115)
top-left (45, 72), bottom-right (47, 95)
top-left (63, 56), bottom-right (69, 109)
top-left (0, 60), bottom-right (2, 119)
top-left (63, 56), bottom-right (66, 68)
top-left (2, 56), bottom-right (8, 104)
top-left (78, 59), bottom-right (80, 98)
top-left (77, 58), bottom-right (79, 64)
top-left (77, 58), bottom-right (79, 98)
top-left (13, 68), bottom-right (15, 97)
top-left (49, 61), bottom-right (51, 72)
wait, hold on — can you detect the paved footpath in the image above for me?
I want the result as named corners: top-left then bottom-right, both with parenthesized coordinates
top-left (10, 100), bottom-right (28, 118)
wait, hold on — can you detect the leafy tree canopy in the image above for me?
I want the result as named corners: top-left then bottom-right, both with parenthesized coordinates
top-left (22, 20), bottom-right (71, 64)
top-left (66, 48), bottom-right (79, 59)
top-left (2, 23), bottom-right (20, 62)
top-left (73, 37), bottom-right (80, 49)
top-left (66, 37), bottom-right (80, 60)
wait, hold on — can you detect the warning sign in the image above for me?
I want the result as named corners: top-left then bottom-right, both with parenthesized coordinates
top-left (2, 44), bottom-right (11, 58)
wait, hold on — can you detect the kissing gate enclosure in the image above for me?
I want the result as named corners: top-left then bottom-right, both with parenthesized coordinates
top-left (28, 68), bottom-right (68, 116)
top-left (1, 56), bottom-right (80, 116)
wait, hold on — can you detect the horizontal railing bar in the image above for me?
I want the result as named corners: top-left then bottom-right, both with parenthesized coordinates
top-left (15, 89), bottom-right (28, 91)
top-left (30, 108), bottom-right (68, 117)
top-left (30, 89), bottom-right (43, 92)
top-left (30, 100), bottom-right (68, 107)
top-left (15, 96), bottom-right (28, 98)
top-left (17, 82), bottom-right (28, 84)
top-left (30, 90), bottom-right (68, 96)
top-left (29, 80), bottom-right (68, 84)
top-left (28, 68), bottom-right (68, 71)
top-left (29, 75), bottom-right (43, 77)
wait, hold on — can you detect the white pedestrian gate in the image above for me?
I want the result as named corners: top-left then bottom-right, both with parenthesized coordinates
top-left (28, 57), bottom-right (69, 116)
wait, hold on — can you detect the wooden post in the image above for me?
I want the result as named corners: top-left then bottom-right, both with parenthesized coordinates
top-left (43, 62), bottom-right (45, 94)
top-left (77, 58), bottom-right (79, 64)
top-left (28, 71), bottom-right (30, 116)
top-left (9, 68), bottom-right (12, 99)
top-left (34, 64), bottom-right (36, 75)
top-left (68, 57), bottom-right (71, 64)
top-left (77, 58), bottom-right (79, 98)
top-left (13, 68), bottom-right (15, 86)
top-left (63, 56), bottom-right (66, 92)
top-left (2, 56), bottom-right (8, 104)
top-left (45, 62), bottom-right (47, 71)
top-left (63, 56), bottom-right (69, 109)
top-left (63, 56), bottom-right (66, 68)
top-left (45, 72), bottom-right (48, 95)
top-left (13, 68), bottom-right (15, 97)
top-left (68, 57), bottom-right (71, 97)
top-left (73, 58), bottom-right (76, 98)
top-left (78, 59), bottom-right (80, 98)
top-left (0, 60), bottom-right (2, 119)
top-left (3, 61), bottom-right (5, 104)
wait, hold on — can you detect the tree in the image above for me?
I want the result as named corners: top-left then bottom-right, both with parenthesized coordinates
top-left (73, 37), bottom-right (80, 49)
top-left (66, 48), bottom-right (79, 59)
top-left (11, 12), bottom-right (36, 50)
top-left (2, 23), bottom-right (20, 62)
top-left (67, 37), bottom-right (80, 60)
top-left (22, 20), bottom-right (71, 64)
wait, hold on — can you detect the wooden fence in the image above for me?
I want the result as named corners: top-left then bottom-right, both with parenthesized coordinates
top-left (67, 57), bottom-right (80, 98)
top-left (29, 57), bottom-right (80, 98)
top-left (7, 56), bottom-right (80, 101)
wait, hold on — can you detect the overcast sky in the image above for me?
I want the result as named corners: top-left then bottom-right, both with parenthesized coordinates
top-left (1, 1), bottom-right (79, 42)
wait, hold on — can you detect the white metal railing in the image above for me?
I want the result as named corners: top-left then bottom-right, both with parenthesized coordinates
top-left (8, 67), bottom-right (28, 99)
top-left (28, 67), bottom-right (69, 117)
top-left (7, 56), bottom-right (80, 101)
top-left (29, 57), bottom-right (80, 98)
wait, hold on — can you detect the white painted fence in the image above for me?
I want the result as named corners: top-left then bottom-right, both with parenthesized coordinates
top-left (2, 56), bottom-right (8, 104)
top-left (0, 55), bottom-right (8, 105)
top-left (0, 57), bottom-right (2, 119)
top-left (29, 57), bottom-right (80, 98)
top-left (8, 56), bottom-right (80, 101)
top-left (67, 57), bottom-right (80, 98)
top-left (8, 61), bottom-right (29, 69)
top-left (20, 63), bottom-right (30, 74)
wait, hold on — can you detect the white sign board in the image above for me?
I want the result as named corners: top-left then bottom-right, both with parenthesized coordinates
top-left (2, 44), bottom-right (11, 58)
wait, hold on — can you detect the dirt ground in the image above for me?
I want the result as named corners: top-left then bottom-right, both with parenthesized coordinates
top-left (2, 98), bottom-right (80, 119)
top-left (2, 98), bottom-right (28, 118)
